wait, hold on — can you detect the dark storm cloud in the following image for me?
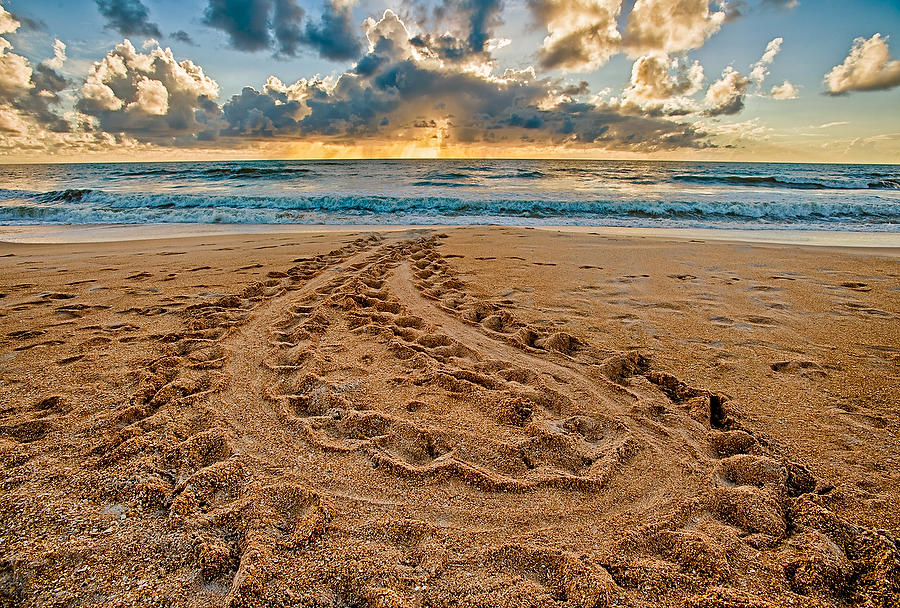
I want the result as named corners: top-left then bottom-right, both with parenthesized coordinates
top-left (61, 9), bottom-right (714, 151)
top-left (221, 85), bottom-right (304, 136)
top-left (426, 0), bottom-right (504, 58)
top-left (202, 0), bottom-right (361, 60)
top-left (217, 10), bottom-right (709, 152)
top-left (13, 63), bottom-right (70, 132)
top-left (271, 0), bottom-right (306, 56)
top-left (203, 0), bottom-right (273, 52)
top-left (169, 30), bottom-right (196, 45)
top-left (95, 0), bottom-right (162, 38)
top-left (408, 32), bottom-right (472, 61)
top-left (458, 0), bottom-right (504, 53)
top-left (295, 1), bottom-right (363, 61)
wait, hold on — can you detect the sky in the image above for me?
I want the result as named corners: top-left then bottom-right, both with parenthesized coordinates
top-left (0, 0), bottom-right (898, 163)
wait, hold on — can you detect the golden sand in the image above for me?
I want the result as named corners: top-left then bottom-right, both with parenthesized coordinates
top-left (0, 227), bottom-right (897, 607)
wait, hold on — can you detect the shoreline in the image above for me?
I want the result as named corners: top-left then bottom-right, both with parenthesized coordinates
top-left (2, 222), bottom-right (899, 249)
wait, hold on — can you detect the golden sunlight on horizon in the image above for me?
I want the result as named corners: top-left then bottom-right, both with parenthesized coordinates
top-left (3, 136), bottom-right (899, 165)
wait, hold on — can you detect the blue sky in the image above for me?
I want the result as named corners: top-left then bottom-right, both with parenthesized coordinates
top-left (1, 0), bottom-right (899, 161)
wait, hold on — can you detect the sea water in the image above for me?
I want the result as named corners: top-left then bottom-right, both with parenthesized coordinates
top-left (0, 160), bottom-right (897, 231)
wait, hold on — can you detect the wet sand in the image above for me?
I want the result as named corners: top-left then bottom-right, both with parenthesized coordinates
top-left (0, 226), bottom-right (898, 607)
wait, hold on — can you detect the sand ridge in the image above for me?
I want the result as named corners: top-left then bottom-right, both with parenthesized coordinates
top-left (0, 228), bottom-right (898, 607)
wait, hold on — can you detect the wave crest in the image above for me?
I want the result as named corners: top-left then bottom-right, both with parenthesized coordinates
top-left (0, 188), bottom-right (897, 230)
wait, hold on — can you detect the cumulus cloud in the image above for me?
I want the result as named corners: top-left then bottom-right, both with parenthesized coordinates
top-left (0, 108), bottom-right (154, 157)
top-left (624, 0), bottom-right (726, 56)
top-left (824, 33), bottom-right (900, 94)
top-left (95, 0), bottom-right (162, 38)
top-left (0, 36), bottom-right (32, 95)
top-left (742, 37), bottom-right (797, 100)
top-left (0, 104), bottom-right (25, 132)
top-left (203, 0), bottom-right (273, 52)
top-left (76, 39), bottom-right (220, 142)
top-left (46, 39), bottom-right (66, 70)
top-left (5, 12), bottom-right (44, 32)
top-left (8, 4), bottom-right (733, 155)
top-left (203, 0), bottom-right (361, 60)
top-left (619, 53), bottom-right (704, 115)
top-left (528, 0), bottom-right (732, 70)
top-left (0, 5), bottom-right (32, 97)
top-left (749, 36), bottom-right (781, 87)
top-left (0, 3), bottom-right (19, 34)
top-left (221, 76), bottom-right (310, 136)
top-left (269, 0), bottom-right (306, 57)
top-left (0, 9), bottom-right (69, 135)
top-left (527, 0), bottom-right (623, 72)
top-left (218, 10), bottom-right (708, 152)
top-left (704, 65), bottom-right (749, 115)
top-left (363, 9), bottom-right (417, 62)
top-left (15, 43), bottom-right (71, 133)
top-left (459, 0), bottom-right (504, 54)
top-left (431, 0), bottom-right (505, 56)
top-left (770, 80), bottom-right (797, 99)
top-left (408, 0), bottom-right (507, 64)
top-left (294, 0), bottom-right (362, 61)
top-left (133, 77), bottom-right (169, 115)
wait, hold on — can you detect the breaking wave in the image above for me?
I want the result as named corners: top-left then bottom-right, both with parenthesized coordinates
top-left (673, 174), bottom-right (899, 190)
top-left (0, 188), bottom-right (897, 230)
top-left (1, 160), bottom-right (897, 231)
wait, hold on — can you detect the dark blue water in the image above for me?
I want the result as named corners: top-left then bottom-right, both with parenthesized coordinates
top-left (0, 160), bottom-right (898, 230)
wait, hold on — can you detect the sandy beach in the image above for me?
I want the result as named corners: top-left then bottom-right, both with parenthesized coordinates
top-left (0, 226), bottom-right (897, 607)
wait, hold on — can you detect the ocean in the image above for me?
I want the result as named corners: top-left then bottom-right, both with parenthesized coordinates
top-left (0, 160), bottom-right (898, 231)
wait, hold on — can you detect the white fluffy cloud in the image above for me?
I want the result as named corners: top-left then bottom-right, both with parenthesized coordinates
top-left (46, 39), bottom-right (67, 71)
top-left (0, 5), bottom-right (72, 142)
top-left (77, 39), bottom-right (220, 140)
top-left (0, 5), bottom-right (32, 96)
top-left (0, 36), bottom-right (31, 95)
top-left (527, 0), bottom-right (623, 72)
top-left (0, 106), bottom-right (152, 156)
top-left (0, 103), bottom-right (25, 132)
top-left (363, 8), bottom-right (417, 62)
top-left (624, 0), bottom-right (726, 56)
top-left (704, 65), bottom-right (749, 115)
top-left (750, 37), bottom-right (782, 87)
top-left (0, 3), bottom-right (18, 35)
top-left (745, 36), bottom-right (797, 100)
top-left (620, 53), bottom-right (703, 115)
top-left (80, 48), bottom-right (127, 111)
top-left (770, 80), bottom-right (798, 99)
top-left (133, 77), bottom-right (169, 115)
top-left (527, 0), bottom-right (728, 72)
top-left (824, 33), bottom-right (900, 94)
